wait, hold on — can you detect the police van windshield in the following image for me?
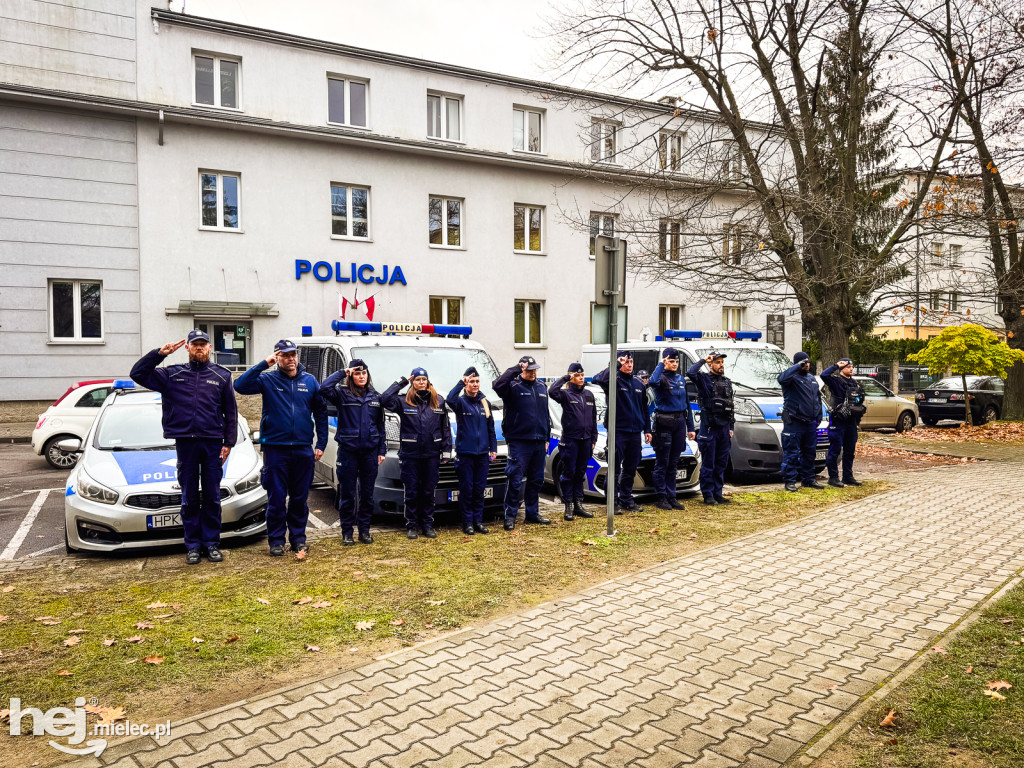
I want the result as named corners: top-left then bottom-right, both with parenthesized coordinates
top-left (696, 347), bottom-right (791, 391)
top-left (351, 347), bottom-right (503, 407)
top-left (95, 403), bottom-right (173, 450)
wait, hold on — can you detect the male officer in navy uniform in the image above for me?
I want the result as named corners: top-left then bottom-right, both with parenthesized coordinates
top-left (594, 351), bottom-right (652, 512)
top-left (494, 355), bottom-right (551, 530)
top-left (649, 348), bottom-right (696, 510)
top-left (548, 363), bottom-right (597, 521)
top-left (234, 339), bottom-right (328, 557)
top-left (687, 352), bottom-right (735, 505)
top-left (820, 358), bottom-right (866, 487)
top-left (131, 330), bottom-right (238, 564)
top-left (778, 351), bottom-right (825, 492)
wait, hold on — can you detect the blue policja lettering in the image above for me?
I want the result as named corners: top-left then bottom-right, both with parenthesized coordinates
top-left (358, 264), bottom-right (375, 283)
top-left (295, 260), bottom-right (312, 279)
top-left (293, 260), bottom-right (407, 286)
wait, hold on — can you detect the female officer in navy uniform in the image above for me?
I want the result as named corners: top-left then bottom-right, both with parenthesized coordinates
top-left (318, 360), bottom-right (385, 545)
top-left (446, 366), bottom-right (497, 535)
top-left (548, 363), bottom-right (597, 521)
top-left (382, 368), bottom-right (453, 539)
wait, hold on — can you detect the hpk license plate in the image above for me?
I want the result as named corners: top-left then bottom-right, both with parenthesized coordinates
top-left (147, 513), bottom-right (182, 529)
top-left (928, 398), bottom-right (946, 403)
top-left (815, 450), bottom-right (827, 462)
top-left (446, 487), bottom-right (495, 502)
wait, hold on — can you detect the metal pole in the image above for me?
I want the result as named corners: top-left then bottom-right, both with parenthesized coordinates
top-left (915, 175), bottom-right (921, 340)
top-left (605, 241), bottom-right (619, 537)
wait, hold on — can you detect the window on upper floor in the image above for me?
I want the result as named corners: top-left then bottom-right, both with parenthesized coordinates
top-left (327, 76), bottom-right (368, 128)
top-left (429, 296), bottom-right (464, 326)
top-left (590, 213), bottom-right (616, 257)
top-left (948, 243), bottom-right (962, 267)
top-left (514, 204), bottom-right (544, 253)
top-left (722, 141), bottom-right (743, 181)
top-left (513, 107), bottom-right (543, 153)
top-left (659, 219), bottom-right (683, 261)
top-left (659, 132), bottom-right (684, 171)
top-left (429, 196), bottom-right (463, 248)
top-left (723, 224), bottom-right (744, 265)
top-left (200, 171), bottom-right (240, 231)
top-left (930, 241), bottom-right (946, 266)
top-left (331, 184), bottom-right (370, 239)
top-left (193, 53), bottom-right (240, 109)
top-left (427, 92), bottom-right (462, 141)
top-left (515, 300), bottom-right (544, 346)
top-left (659, 305), bottom-right (684, 336)
top-left (590, 119), bottom-right (619, 163)
top-left (722, 306), bottom-right (745, 332)
top-left (929, 290), bottom-right (942, 310)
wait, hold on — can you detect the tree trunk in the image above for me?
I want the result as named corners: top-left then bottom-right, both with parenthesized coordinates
top-left (961, 371), bottom-right (973, 427)
top-left (1004, 315), bottom-right (1024, 421)
top-left (808, 317), bottom-right (851, 365)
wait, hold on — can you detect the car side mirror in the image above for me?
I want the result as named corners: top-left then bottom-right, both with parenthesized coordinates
top-left (56, 438), bottom-right (82, 453)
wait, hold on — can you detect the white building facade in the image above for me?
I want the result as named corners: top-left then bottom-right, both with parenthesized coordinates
top-left (0, 0), bottom-right (803, 401)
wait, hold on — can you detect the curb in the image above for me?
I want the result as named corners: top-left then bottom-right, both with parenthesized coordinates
top-left (0, 436), bottom-right (31, 444)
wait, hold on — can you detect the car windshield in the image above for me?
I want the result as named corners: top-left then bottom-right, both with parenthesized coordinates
top-left (351, 346), bottom-right (503, 408)
top-left (931, 376), bottom-right (986, 390)
top-left (94, 403), bottom-right (173, 449)
top-left (695, 347), bottom-right (791, 391)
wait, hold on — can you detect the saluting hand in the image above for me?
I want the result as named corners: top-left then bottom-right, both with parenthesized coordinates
top-left (705, 355), bottom-right (715, 366)
top-left (462, 376), bottom-right (470, 385)
top-left (265, 352), bottom-right (277, 366)
top-left (160, 339), bottom-right (186, 356)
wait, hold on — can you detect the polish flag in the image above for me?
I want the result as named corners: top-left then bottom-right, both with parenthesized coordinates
top-left (363, 295), bottom-right (376, 321)
top-left (339, 295), bottom-right (348, 319)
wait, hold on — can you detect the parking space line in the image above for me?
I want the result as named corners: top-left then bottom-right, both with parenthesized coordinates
top-left (25, 543), bottom-right (64, 558)
top-left (1, 489), bottom-right (52, 561)
top-left (0, 491), bottom-right (34, 504)
top-left (307, 515), bottom-right (329, 530)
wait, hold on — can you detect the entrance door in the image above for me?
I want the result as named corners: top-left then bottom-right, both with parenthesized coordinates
top-left (195, 321), bottom-right (251, 366)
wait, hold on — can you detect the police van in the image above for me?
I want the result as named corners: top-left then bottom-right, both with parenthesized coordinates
top-left (581, 330), bottom-right (830, 477)
top-left (295, 320), bottom-right (508, 517)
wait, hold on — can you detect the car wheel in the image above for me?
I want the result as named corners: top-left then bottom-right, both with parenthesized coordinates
top-left (981, 405), bottom-right (999, 424)
top-left (44, 435), bottom-right (80, 469)
top-left (895, 411), bottom-right (916, 433)
top-left (922, 417), bottom-right (938, 427)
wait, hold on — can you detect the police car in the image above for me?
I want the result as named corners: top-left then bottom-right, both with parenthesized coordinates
top-left (296, 321), bottom-right (508, 517)
top-left (581, 330), bottom-right (830, 477)
top-left (61, 381), bottom-right (268, 553)
top-left (544, 383), bottom-right (701, 499)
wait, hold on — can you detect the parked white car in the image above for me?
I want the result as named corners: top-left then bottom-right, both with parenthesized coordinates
top-left (32, 380), bottom-right (116, 468)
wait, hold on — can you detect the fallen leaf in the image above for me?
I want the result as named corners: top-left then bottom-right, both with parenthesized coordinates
top-left (648, 527), bottom-right (659, 534)
top-left (999, 618), bottom-right (1013, 624)
top-left (964, 666), bottom-right (973, 674)
top-left (688, 533), bottom-right (698, 539)
top-left (368, 574), bottom-right (382, 580)
top-left (987, 680), bottom-right (1012, 691)
top-left (931, 646), bottom-right (948, 656)
top-left (34, 616), bottom-right (57, 623)
top-left (135, 622), bottom-right (154, 630)
top-left (879, 710), bottom-right (898, 727)
top-left (390, 619), bottom-right (405, 626)
top-left (295, 549), bottom-right (306, 561)
top-left (153, 614), bottom-right (172, 619)
top-left (125, 636), bottom-right (143, 643)
top-left (98, 707), bottom-right (125, 725)
top-left (125, 658), bottom-right (138, 665)
top-left (72, 612), bottom-right (84, 617)
top-left (352, 571), bottom-right (364, 576)
top-left (2, 585), bottom-right (14, 593)
top-left (84, 705), bottom-right (103, 715)
top-left (330, 593), bottom-right (339, 598)
top-left (67, 629), bottom-right (88, 635)
top-left (311, 601), bottom-right (332, 609)
top-left (0, 616), bottom-right (7, 622)
top-left (191, 637), bottom-right (204, 644)
top-left (983, 690), bottom-right (1007, 700)
top-left (41, 620), bottom-right (62, 626)
top-left (224, 635), bottom-right (240, 644)
top-left (347, 647), bottom-right (359, 653)
top-left (293, 597), bottom-right (312, 605)
top-left (355, 620), bottom-right (375, 631)
top-left (56, 670), bottom-right (73, 676)
top-left (0, 709), bottom-right (8, 722)
top-left (256, 597), bottom-right (270, 605)
top-left (146, 601), bottom-right (169, 609)
top-left (426, 600), bottom-right (445, 606)
top-left (63, 636), bottom-right (80, 647)
top-left (102, 639), bottom-right (116, 647)
top-left (582, 540), bottom-right (597, 546)
top-left (425, 622), bottom-right (434, 628)
top-left (143, 655), bottom-right (164, 665)
top-left (305, 644), bottom-right (321, 653)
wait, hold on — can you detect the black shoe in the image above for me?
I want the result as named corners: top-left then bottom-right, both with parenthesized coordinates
top-left (463, 525), bottom-right (475, 535)
top-left (525, 517), bottom-right (551, 525)
top-left (294, 543), bottom-right (309, 557)
top-left (185, 549), bottom-right (201, 565)
top-left (422, 526), bottom-right (437, 538)
top-left (621, 502), bottom-right (639, 512)
top-left (703, 497), bottom-right (718, 506)
top-left (564, 503), bottom-right (574, 521)
top-left (406, 529), bottom-right (418, 539)
top-left (342, 533), bottom-right (355, 546)
top-left (655, 499), bottom-right (673, 511)
top-left (574, 502), bottom-right (594, 518)
top-left (503, 520), bottom-right (515, 531)
top-left (669, 498), bottom-right (685, 510)
top-left (474, 523), bottom-right (489, 534)
top-left (828, 478), bottom-right (845, 488)
top-left (205, 545), bottom-right (223, 563)
top-left (843, 477), bottom-right (863, 487)
top-left (269, 544), bottom-right (285, 557)
top-left (803, 480), bottom-right (825, 490)
top-left (613, 504), bottom-right (623, 515)
top-left (358, 532), bottom-right (374, 544)
top-left (714, 496), bottom-right (731, 504)
top-left (785, 483), bottom-right (799, 492)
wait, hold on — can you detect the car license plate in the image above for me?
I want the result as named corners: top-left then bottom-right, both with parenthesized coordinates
top-left (928, 398), bottom-right (946, 403)
top-left (147, 513), bottom-right (181, 529)
top-left (676, 469), bottom-right (688, 480)
top-left (815, 450), bottom-right (827, 461)
top-left (446, 488), bottom-right (495, 502)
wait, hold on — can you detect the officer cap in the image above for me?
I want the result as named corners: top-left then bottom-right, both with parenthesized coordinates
top-left (617, 350), bottom-right (633, 360)
top-left (567, 362), bottom-right (584, 374)
top-left (709, 352), bottom-right (727, 361)
top-left (187, 329), bottom-right (211, 344)
top-left (463, 366), bottom-right (480, 378)
top-left (274, 339), bottom-right (298, 354)
top-left (638, 370), bottom-right (650, 379)
top-left (519, 355), bottom-right (541, 371)
top-left (349, 358), bottom-right (367, 372)
top-left (410, 367), bottom-right (429, 379)
top-left (662, 347), bottom-right (680, 360)
top-left (793, 351), bottom-right (810, 364)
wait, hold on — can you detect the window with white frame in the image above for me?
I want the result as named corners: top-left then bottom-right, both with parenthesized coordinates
top-left (200, 171), bottom-right (240, 230)
top-left (659, 132), bottom-right (683, 171)
top-left (659, 305), bottom-right (684, 336)
top-left (514, 204), bottom-right (544, 253)
top-left (929, 290), bottom-right (942, 310)
top-left (590, 119), bottom-right (618, 163)
top-left (513, 107), bottom-right (543, 152)
top-left (49, 279), bottom-right (102, 341)
top-left (722, 306), bottom-right (745, 331)
top-left (429, 296), bottom-right (463, 325)
top-left (723, 224), bottom-right (744, 265)
top-left (722, 141), bottom-right (743, 180)
top-left (427, 92), bottom-right (462, 141)
top-left (948, 291), bottom-right (960, 312)
top-left (514, 300), bottom-right (544, 345)
top-left (331, 184), bottom-right (370, 239)
top-left (659, 219), bottom-right (683, 261)
top-left (193, 53), bottom-right (240, 109)
top-left (930, 241), bottom-right (945, 265)
top-left (429, 196), bottom-right (462, 247)
top-left (327, 76), bottom-right (368, 127)
top-left (948, 243), bottom-right (962, 266)
top-left (589, 212), bottom-right (616, 256)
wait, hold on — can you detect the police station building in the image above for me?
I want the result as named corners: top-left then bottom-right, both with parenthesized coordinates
top-left (0, 0), bottom-right (802, 401)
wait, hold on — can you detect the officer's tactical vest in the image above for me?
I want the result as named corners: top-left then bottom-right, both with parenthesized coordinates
top-left (707, 377), bottom-right (734, 425)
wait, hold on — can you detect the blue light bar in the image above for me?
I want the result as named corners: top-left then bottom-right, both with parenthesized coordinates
top-left (662, 330), bottom-right (763, 341)
top-left (331, 320), bottom-right (472, 336)
top-left (301, 325), bottom-right (313, 337)
top-left (113, 379), bottom-right (136, 389)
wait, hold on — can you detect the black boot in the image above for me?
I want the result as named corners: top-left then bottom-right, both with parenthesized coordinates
top-left (668, 498), bottom-right (685, 510)
top-left (474, 523), bottom-right (489, 534)
top-left (843, 477), bottom-right (863, 486)
top-left (462, 525), bottom-right (475, 535)
top-left (564, 502), bottom-right (574, 521)
top-left (803, 480), bottom-right (825, 490)
top-left (784, 482), bottom-right (799, 492)
top-left (358, 532), bottom-right (374, 544)
top-left (342, 533), bottom-right (355, 546)
top-left (573, 501), bottom-right (593, 518)
top-left (654, 497), bottom-right (673, 511)
top-left (422, 526), bottom-right (438, 538)
top-left (828, 478), bottom-right (844, 488)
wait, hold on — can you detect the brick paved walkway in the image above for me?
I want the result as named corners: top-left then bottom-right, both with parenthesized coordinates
top-left (63, 458), bottom-right (1024, 768)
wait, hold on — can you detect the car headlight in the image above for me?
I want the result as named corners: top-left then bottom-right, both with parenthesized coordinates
top-left (77, 469), bottom-right (118, 505)
top-left (733, 397), bottom-right (765, 421)
top-left (234, 471), bottom-right (261, 494)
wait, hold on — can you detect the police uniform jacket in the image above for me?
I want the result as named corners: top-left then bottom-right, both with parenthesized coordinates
top-left (650, 363), bottom-right (696, 431)
top-left (381, 380), bottom-right (453, 458)
top-left (547, 376), bottom-right (598, 442)
top-left (131, 349), bottom-right (238, 446)
top-left (493, 366), bottom-right (551, 441)
top-left (593, 366), bottom-right (651, 434)
top-left (318, 369), bottom-right (386, 455)
top-left (777, 363), bottom-right (822, 424)
top-left (686, 362), bottom-right (735, 429)
top-left (446, 381), bottom-right (498, 455)
top-left (820, 365), bottom-right (866, 424)
top-left (234, 361), bottom-right (328, 450)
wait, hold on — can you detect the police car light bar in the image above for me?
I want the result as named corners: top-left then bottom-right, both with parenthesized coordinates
top-left (113, 379), bottom-right (136, 389)
top-left (663, 330), bottom-right (762, 341)
top-left (331, 320), bottom-right (473, 336)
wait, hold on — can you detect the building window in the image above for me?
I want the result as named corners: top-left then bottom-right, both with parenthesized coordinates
top-left (659, 132), bottom-right (683, 171)
top-left (948, 243), bottom-right (962, 267)
top-left (200, 172), bottom-right (240, 230)
top-left (514, 204), bottom-right (544, 253)
top-left (49, 280), bottom-right (102, 341)
top-left (723, 224), bottom-right (743, 265)
top-left (331, 184), bottom-right (370, 239)
top-left (429, 296), bottom-right (463, 325)
top-left (513, 107), bottom-right (543, 152)
top-left (590, 119), bottom-right (618, 163)
top-left (722, 306), bottom-right (745, 331)
top-left (327, 77), bottom-right (368, 127)
top-left (193, 53), bottom-right (240, 109)
top-left (515, 300), bottom-right (544, 345)
top-left (929, 290), bottom-right (942, 310)
top-left (930, 241), bottom-right (945, 266)
top-left (429, 196), bottom-right (462, 247)
top-left (427, 92), bottom-right (462, 141)
top-left (948, 291), bottom-right (960, 312)
top-left (659, 219), bottom-right (683, 261)
top-left (589, 213), bottom-right (616, 256)
top-left (722, 142), bottom-right (743, 180)
top-left (659, 305), bottom-right (684, 336)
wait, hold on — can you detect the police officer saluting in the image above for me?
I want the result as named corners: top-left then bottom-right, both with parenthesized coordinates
top-left (687, 352), bottom-right (735, 505)
top-left (447, 367), bottom-right (498, 535)
top-left (548, 363), bottom-right (597, 521)
top-left (650, 349), bottom-right (696, 510)
top-left (594, 352), bottom-right (652, 513)
top-left (234, 340), bottom-right (328, 557)
top-left (778, 351), bottom-right (825, 492)
top-left (494, 356), bottom-right (551, 530)
top-left (131, 330), bottom-right (237, 565)
top-left (820, 359), bottom-right (866, 488)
